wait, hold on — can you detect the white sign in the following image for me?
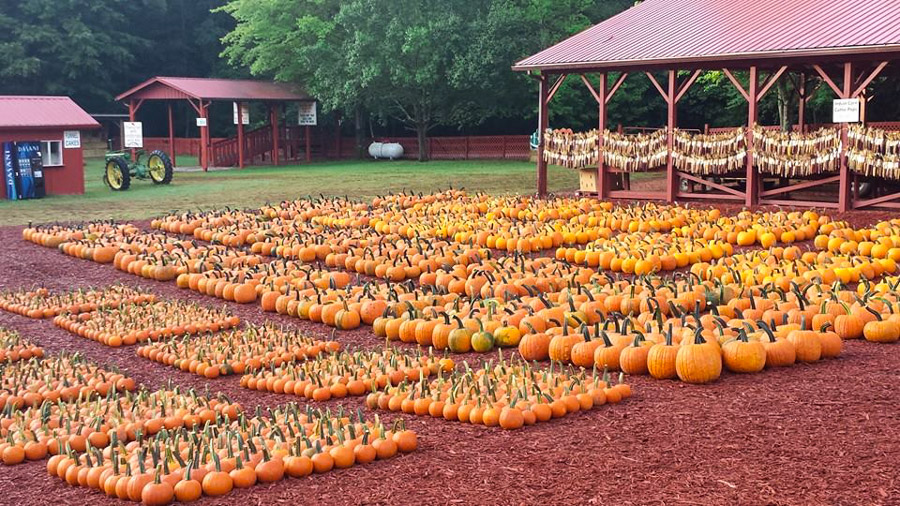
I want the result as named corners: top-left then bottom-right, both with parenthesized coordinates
top-left (833, 98), bottom-right (861, 123)
top-left (123, 122), bottom-right (143, 148)
top-left (233, 102), bottom-right (250, 125)
top-left (298, 102), bottom-right (317, 126)
top-left (196, 117), bottom-right (208, 127)
top-left (63, 130), bottom-right (81, 149)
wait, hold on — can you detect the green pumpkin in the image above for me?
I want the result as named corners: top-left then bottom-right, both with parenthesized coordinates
top-left (471, 330), bottom-right (495, 353)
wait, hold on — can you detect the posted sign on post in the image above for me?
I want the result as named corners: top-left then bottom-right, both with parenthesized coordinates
top-left (298, 102), bottom-right (317, 126)
top-left (833, 99), bottom-right (861, 123)
top-left (233, 102), bottom-right (250, 125)
top-left (123, 122), bottom-right (143, 148)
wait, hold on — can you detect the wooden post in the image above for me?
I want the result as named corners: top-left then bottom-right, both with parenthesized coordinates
top-left (666, 70), bottom-right (677, 202)
top-left (237, 102), bottom-right (245, 169)
top-left (597, 73), bottom-right (608, 199)
top-left (128, 100), bottom-right (137, 161)
top-left (305, 125), bottom-right (312, 162)
top-left (746, 66), bottom-right (759, 207)
top-left (536, 75), bottom-right (549, 197)
top-left (838, 63), bottom-right (852, 212)
top-left (271, 106), bottom-right (280, 166)
top-left (199, 101), bottom-right (209, 172)
top-left (167, 103), bottom-right (176, 167)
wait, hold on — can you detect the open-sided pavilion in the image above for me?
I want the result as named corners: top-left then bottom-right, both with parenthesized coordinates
top-left (514, 0), bottom-right (900, 211)
top-left (116, 77), bottom-right (314, 170)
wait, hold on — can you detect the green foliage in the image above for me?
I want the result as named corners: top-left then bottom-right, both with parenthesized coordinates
top-left (0, 0), bottom-right (234, 112)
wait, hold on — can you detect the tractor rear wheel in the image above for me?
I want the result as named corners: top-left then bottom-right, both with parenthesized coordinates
top-left (147, 150), bottom-right (174, 184)
top-left (104, 157), bottom-right (131, 191)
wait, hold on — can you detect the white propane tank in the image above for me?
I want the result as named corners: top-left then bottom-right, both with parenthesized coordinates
top-left (368, 142), bottom-right (404, 160)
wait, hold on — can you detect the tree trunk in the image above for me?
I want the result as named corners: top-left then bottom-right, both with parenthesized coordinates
top-left (354, 107), bottom-right (365, 159)
top-left (416, 122), bottom-right (428, 162)
top-left (776, 79), bottom-right (793, 132)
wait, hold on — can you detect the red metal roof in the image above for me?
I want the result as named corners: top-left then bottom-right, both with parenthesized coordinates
top-left (0, 96), bottom-right (100, 131)
top-left (514, 0), bottom-right (900, 71)
top-left (116, 77), bottom-right (311, 102)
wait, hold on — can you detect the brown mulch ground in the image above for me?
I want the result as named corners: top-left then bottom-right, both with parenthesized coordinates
top-left (1, 223), bottom-right (900, 506)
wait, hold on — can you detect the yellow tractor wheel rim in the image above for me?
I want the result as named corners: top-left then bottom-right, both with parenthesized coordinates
top-left (148, 155), bottom-right (166, 181)
top-left (106, 161), bottom-right (124, 189)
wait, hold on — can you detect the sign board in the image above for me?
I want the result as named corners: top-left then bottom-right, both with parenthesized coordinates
top-left (833, 98), bottom-right (861, 123)
top-left (298, 102), bottom-right (317, 126)
top-left (196, 117), bottom-right (208, 127)
top-left (233, 102), bottom-right (250, 125)
top-left (123, 122), bottom-right (143, 148)
top-left (63, 130), bottom-right (81, 149)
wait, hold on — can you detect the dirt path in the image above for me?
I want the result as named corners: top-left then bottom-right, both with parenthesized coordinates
top-left (1, 224), bottom-right (899, 505)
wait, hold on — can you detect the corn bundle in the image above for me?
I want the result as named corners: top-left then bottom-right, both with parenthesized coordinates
top-left (542, 129), bottom-right (600, 169)
top-left (673, 128), bottom-right (746, 175)
top-left (753, 126), bottom-right (841, 177)
top-left (847, 125), bottom-right (900, 180)
top-left (602, 129), bottom-right (667, 173)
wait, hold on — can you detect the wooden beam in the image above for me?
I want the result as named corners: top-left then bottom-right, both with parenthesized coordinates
top-left (236, 101), bottom-right (245, 169)
top-left (813, 65), bottom-right (845, 98)
top-left (852, 190), bottom-right (900, 209)
top-left (580, 75), bottom-right (601, 104)
top-left (852, 61), bottom-right (889, 98)
top-left (838, 62), bottom-right (852, 212)
top-left (722, 69), bottom-right (749, 102)
top-left (597, 73), bottom-right (608, 199)
top-left (606, 72), bottom-right (628, 104)
top-left (758, 66), bottom-right (787, 101)
top-left (760, 175), bottom-right (840, 197)
top-left (645, 72), bottom-right (669, 104)
top-left (675, 69), bottom-right (702, 103)
top-left (746, 66), bottom-right (759, 207)
top-left (167, 103), bottom-right (176, 167)
top-left (547, 74), bottom-right (568, 103)
top-left (666, 70), bottom-right (677, 202)
top-left (537, 76), bottom-right (549, 197)
top-left (677, 171), bottom-right (746, 197)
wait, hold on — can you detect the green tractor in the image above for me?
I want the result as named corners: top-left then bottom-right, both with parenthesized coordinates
top-left (103, 149), bottom-right (174, 191)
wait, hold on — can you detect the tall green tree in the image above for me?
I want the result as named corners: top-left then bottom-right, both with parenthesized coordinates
top-left (0, 0), bottom-right (149, 111)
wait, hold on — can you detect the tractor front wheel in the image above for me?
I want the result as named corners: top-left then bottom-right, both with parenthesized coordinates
top-left (104, 157), bottom-right (131, 191)
top-left (147, 150), bottom-right (174, 185)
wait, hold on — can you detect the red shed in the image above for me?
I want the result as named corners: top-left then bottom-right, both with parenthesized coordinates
top-left (0, 96), bottom-right (100, 197)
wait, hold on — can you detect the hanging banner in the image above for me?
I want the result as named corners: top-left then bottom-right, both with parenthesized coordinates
top-left (233, 102), bottom-right (250, 125)
top-left (123, 121), bottom-right (143, 148)
top-left (833, 98), bottom-right (861, 123)
top-left (2, 142), bottom-right (19, 200)
top-left (298, 102), bottom-right (317, 126)
top-left (63, 130), bottom-right (81, 149)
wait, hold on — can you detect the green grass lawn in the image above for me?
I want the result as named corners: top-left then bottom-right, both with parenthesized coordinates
top-left (0, 158), bottom-right (579, 226)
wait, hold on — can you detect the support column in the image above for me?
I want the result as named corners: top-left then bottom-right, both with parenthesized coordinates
top-left (167, 103), bottom-right (176, 167)
top-left (597, 73), bottom-right (608, 199)
top-left (128, 100), bottom-right (137, 161)
top-left (536, 75), bottom-right (549, 197)
top-left (305, 125), bottom-right (312, 162)
top-left (200, 101), bottom-right (209, 172)
top-left (838, 63), bottom-right (852, 212)
top-left (236, 102), bottom-right (245, 169)
top-left (271, 106), bottom-right (281, 166)
top-left (666, 70), bottom-right (678, 202)
top-left (746, 66), bottom-right (759, 207)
